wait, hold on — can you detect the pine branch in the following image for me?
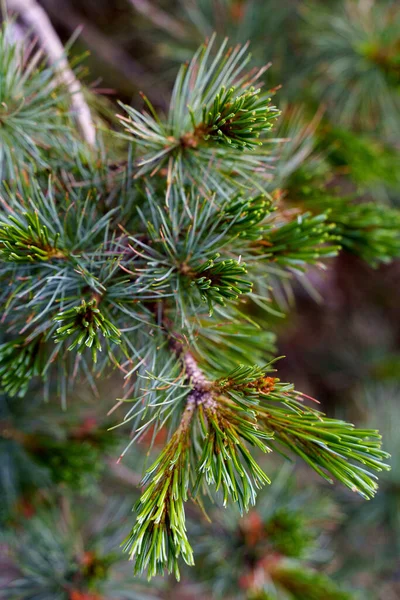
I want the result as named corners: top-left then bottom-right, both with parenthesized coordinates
top-left (123, 345), bottom-right (271, 578)
top-left (194, 394), bottom-right (272, 513)
top-left (123, 399), bottom-right (195, 580)
top-left (186, 83), bottom-right (277, 150)
top-left (218, 364), bottom-right (391, 499)
top-left (217, 193), bottom-right (273, 240)
top-left (118, 36), bottom-right (279, 180)
top-left (0, 29), bottom-right (395, 587)
top-left (123, 344), bottom-right (390, 579)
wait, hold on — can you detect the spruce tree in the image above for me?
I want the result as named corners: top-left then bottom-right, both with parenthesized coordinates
top-left (1, 0), bottom-right (399, 595)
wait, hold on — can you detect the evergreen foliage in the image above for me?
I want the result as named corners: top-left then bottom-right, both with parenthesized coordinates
top-left (0, 21), bottom-right (78, 180)
top-left (0, 3), bottom-right (398, 591)
top-left (0, 337), bottom-right (46, 396)
top-left (287, 165), bottom-right (400, 266)
top-left (118, 35), bottom-right (279, 182)
top-left (54, 299), bottom-right (121, 363)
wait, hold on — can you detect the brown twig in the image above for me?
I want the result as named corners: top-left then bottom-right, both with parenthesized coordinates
top-left (172, 339), bottom-right (215, 409)
top-left (8, 0), bottom-right (96, 146)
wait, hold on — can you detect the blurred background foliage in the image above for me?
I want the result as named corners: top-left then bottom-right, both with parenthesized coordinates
top-left (1, 0), bottom-right (399, 598)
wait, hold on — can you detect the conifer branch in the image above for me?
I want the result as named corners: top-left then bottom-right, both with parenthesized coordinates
top-left (218, 193), bottom-right (273, 240)
top-left (0, 26), bottom-right (395, 587)
top-left (288, 167), bottom-right (400, 267)
top-left (194, 394), bottom-right (272, 513)
top-left (185, 83), bottom-right (277, 150)
top-left (218, 364), bottom-right (391, 500)
top-left (123, 399), bottom-right (195, 580)
top-left (177, 346), bottom-right (273, 514)
top-left (118, 36), bottom-right (279, 180)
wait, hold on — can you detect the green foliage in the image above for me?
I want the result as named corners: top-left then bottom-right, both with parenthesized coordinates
top-left (0, 338), bottom-right (46, 397)
top-left (0, 22), bottom-right (71, 179)
top-left (0, 210), bottom-right (64, 263)
top-left (0, 180), bottom-right (122, 395)
top-left (216, 362), bottom-right (390, 499)
top-left (194, 394), bottom-right (272, 512)
top-left (124, 407), bottom-right (194, 580)
top-left (257, 212), bottom-right (340, 271)
top-left (263, 400), bottom-right (389, 500)
top-left (54, 299), bottom-right (121, 363)
top-left (287, 166), bottom-right (400, 267)
top-left (124, 357), bottom-right (389, 578)
top-left (192, 254), bottom-right (252, 314)
top-left (198, 84), bottom-right (278, 150)
top-left (218, 193), bottom-right (272, 240)
top-left (0, 17), bottom-right (396, 587)
top-left (118, 35), bottom-right (279, 181)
